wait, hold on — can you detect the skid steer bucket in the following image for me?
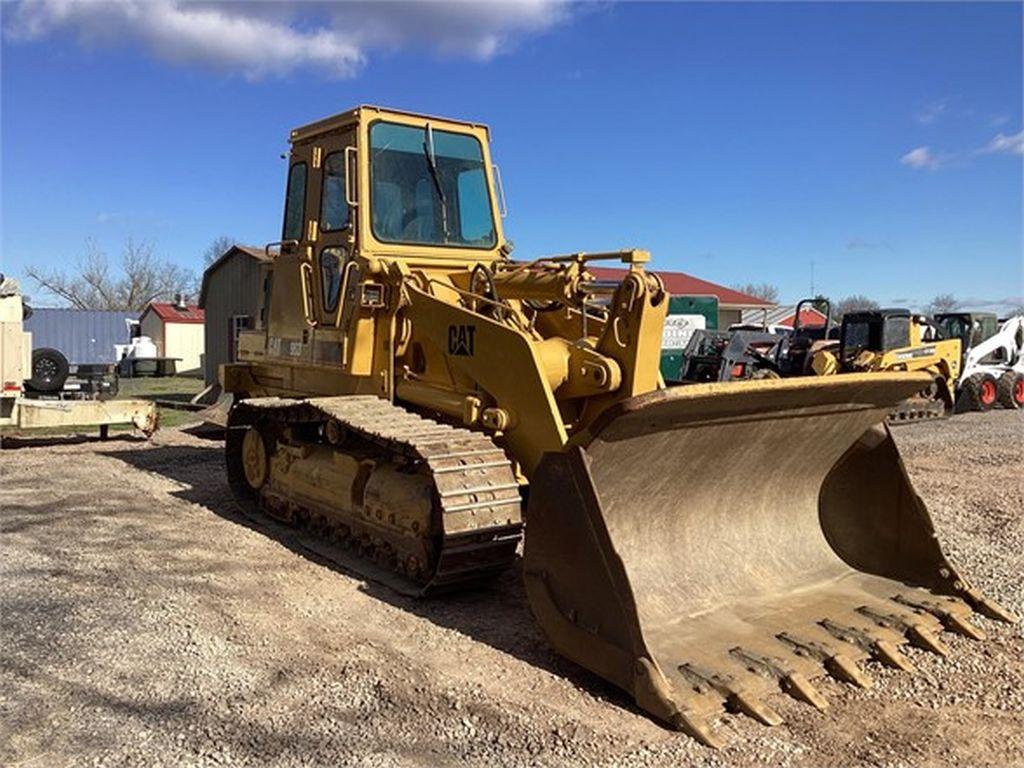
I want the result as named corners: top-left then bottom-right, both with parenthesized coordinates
top-left (523, 373), bottom-right (1014, 747)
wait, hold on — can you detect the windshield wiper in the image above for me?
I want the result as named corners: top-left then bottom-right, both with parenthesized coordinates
top-left (422, 124), bottom-right (450, 242)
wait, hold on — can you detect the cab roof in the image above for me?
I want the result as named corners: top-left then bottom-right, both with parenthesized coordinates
top-left (843, 308), bottom-right (912, 320)
top-left (289, 104), bottom-right (490, 144)
top-left (934, 310), bottom-right (998, 320)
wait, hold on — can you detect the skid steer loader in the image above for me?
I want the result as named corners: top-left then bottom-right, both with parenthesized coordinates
top-left (935, 311), bottom-right (1024, 411)
top-left (220, 106), bottom-right (1014, 747)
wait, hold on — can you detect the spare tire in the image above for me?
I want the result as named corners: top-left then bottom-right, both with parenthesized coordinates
top-left (27, 347), bottom-right (70, 393)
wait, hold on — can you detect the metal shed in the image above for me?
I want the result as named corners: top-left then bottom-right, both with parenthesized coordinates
top-left (198, 245), bottom-right (271, 385)
top-left (23, 308), bottom-right (137, 365)
top-left (139, 300), bottom-right (205, 373)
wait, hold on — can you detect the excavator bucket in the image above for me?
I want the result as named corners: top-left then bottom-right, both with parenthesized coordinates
top-left (523, 372), bottom-right (1014, 748)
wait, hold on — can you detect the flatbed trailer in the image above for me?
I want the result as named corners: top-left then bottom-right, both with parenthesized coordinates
top-left (1, 276), bottom-right (157, 440)
top-left (1, 395), bottom-right (157, 438)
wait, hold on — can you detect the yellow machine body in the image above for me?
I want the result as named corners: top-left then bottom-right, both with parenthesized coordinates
top-left (220, 106), bottom-right (1013, 747)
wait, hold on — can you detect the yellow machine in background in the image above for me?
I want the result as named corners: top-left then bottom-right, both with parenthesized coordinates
top-left (811, 309), bottom-right (961, 421)
top-left (220, 105), bottom-right (1012, 747)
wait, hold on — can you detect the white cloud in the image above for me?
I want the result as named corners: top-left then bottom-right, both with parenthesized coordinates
top-left (4, 0), bottom-right (568, 80)
top-left (847, 237), bottom-right (890, 251)
top-left (900, 130), bottom-right (1023, 171)
top-left (980, 130), bottom-right (1024, 156)
top-left (916, 99), bottom-right (948, 125)
top-left (900, 146), bottom-right (941, 170)
top-left (328, 1), bottom-right (568, 60)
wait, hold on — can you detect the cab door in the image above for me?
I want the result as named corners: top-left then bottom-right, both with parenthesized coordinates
top-left (305, 130), bottom-right (360, 370)
top-left (265, 144), bottom-right (314, 357)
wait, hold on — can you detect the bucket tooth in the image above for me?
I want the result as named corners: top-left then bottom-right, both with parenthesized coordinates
top-left (905, 623), bottom-right (950, 656)
top-left (820, 619), bottom-right (915, 672)
top-left (729, 647), bottom-right (828, 710)
top-left (872, 639), bottom-right (916, 672)
top-left (823, 654), bottom-right (873, 689)
top-left (729, 689), bottom-right (784, 726)
top-left (776, 632), bottom-right (873, 689)
top-left (960, 587), bottom-right (1019, 624)
top-left (677, 663), bottom-right (782, 727)
top-left (941, 612), bottom-right (986, 640)
top-left (782, 672), bottom-right (829, 710)
top-left (672, 711), bottom-right (727, 749)
top-left (892, 594), bottom-right (986, 640)
top-left (856, 606), bottom-right (949, 656)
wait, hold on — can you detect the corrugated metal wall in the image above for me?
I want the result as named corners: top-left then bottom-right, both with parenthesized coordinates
top-left (202, 254), bottom-right (265, 384)
top-left (24, 309), bottom-right (137, 365)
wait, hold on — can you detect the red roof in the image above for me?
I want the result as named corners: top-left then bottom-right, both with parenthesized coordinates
top-left (588, 267), bottom-right (774, 308)
top-left (144, 302), bottom-right (205, 324)
top-left (777, 307), bottom-right (828, 328)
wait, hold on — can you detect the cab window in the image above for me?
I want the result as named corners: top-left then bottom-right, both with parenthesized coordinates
top-left (369, 121), bottom-right (496, 248)
top-left (320, 248), bottom-right (346, 313)
top-left (882, 317), bottom-right (911, 350)
top-left (457, 168), bottom-right (493, 242)
top-left (320, 152), bottom-right (350, 232)
top-left (283, 162), bottom-right (308, 241)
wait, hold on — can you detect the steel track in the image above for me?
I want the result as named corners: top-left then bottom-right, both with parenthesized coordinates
top-left (226, 395), bottom-right (524, 596)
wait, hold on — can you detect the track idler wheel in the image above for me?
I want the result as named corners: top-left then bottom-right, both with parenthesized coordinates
top-left (226, 407), bottom-right (266, 517)
top-left (241, 427), bottom-right (269, 490)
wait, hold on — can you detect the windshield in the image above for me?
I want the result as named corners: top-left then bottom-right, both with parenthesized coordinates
top-left (936, 314), bottom-right (970, 344)
top-left (841, 320), bottom-right (877, 362)
top-left (842, 316), bottom-right (910, 361)
top-left (369, 121), bottom-right (497, 248)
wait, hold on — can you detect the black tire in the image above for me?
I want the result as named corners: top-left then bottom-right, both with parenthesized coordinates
top-left (997, 371), bottom-right (1024, 409)
top-left (960, 372), bottom-right (998, 412)
top-left (27, 348), bottom-right (70, 393)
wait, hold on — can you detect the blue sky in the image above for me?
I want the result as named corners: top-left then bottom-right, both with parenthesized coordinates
top-left (2, 1), bottom-right (1021, 311)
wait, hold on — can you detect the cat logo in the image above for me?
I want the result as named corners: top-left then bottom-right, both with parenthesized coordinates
top-left (448, 324), bottom-right (476, 356)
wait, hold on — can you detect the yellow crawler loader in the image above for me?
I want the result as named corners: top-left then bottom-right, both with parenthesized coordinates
top-left (221, 106), bottom-right (1014, 747)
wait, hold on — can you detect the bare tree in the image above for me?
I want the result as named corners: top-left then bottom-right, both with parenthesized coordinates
top-left (26, 239), bottom-right (198, 312)
top-left (809, 294), bottom-right (832, 316)
top-left (731, 282), bottom-right (779, 303)
top-left (924, 293), bottom-right (960, 314)
top-left (203, 235), bottom-right (237, 266)
top-left (834, 294), bottom-right (880, 321)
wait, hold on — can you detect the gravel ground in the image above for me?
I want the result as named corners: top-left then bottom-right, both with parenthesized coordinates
top-left (1, 411), bottom-right (1021, 767)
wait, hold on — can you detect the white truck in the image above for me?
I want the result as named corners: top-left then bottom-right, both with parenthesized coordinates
top-left (0, 276), bottom-right (157, 437)
top-left (935, 311), bottom-right (1024, 411)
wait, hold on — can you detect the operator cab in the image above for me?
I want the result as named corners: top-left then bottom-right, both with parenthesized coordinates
top-left (250, 106), bottom-right (508, 376)
top-left (839, 309), bottom-right (914, 368)
top-left (935, 312), bottom-right (999, 350)
top-left (280, 105), bottom-right (505, 262)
